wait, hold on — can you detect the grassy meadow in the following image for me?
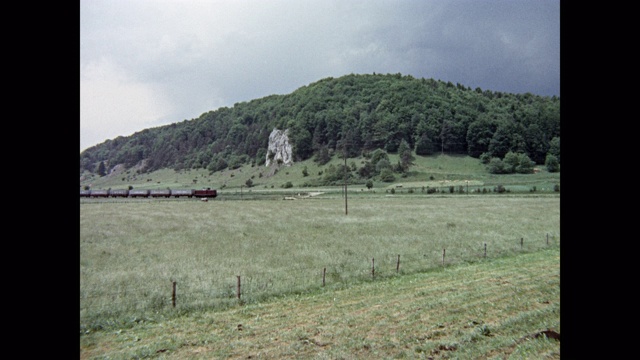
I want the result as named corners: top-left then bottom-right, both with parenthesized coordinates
top-left (80, 248), bottom-right (559, 359)
top-left (80, 154), bottom-right (561, 359)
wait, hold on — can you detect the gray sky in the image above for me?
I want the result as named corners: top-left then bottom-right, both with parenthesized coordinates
top-left (80, 0), bottom-right (560, 152)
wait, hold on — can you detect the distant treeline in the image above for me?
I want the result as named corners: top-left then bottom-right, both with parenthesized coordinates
top-left (80, 73), bottom-right (559, 176)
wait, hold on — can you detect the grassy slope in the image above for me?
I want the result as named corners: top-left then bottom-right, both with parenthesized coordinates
top-left (80, 153), bottom-right (560, 194)
top-left (80, 248), bottom-right (560, 359)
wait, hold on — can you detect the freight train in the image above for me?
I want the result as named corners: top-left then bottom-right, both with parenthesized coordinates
top-left (80, 188), bottom-right (217, 199)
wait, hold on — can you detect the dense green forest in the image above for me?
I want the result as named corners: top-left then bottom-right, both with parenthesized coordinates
top-left (80, 73), bottom-right (560, 180)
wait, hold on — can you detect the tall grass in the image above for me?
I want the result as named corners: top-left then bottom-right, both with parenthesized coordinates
top-left (80, 195), bottom-right (559, 330)
top-left (81, 249), bottom-right (560, 359)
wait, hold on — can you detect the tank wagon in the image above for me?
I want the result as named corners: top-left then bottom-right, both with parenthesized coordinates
top-left (88, 189), bottom-right (109, 198)
top-left (149, 189), bottom-right (171, 198)
top-left (129, 189), bottom-right (149, 198)
top-left (171, 189), bottom-right (195, 198)
top-left (109, 189), bottom-right (129, 197)
top-left (80, 188), bottom-right (217, 199)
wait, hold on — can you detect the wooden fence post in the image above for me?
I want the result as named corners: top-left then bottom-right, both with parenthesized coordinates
top-left (236, 276), bottom-right (241, 300)
top-left (521, 237), bottom-right (523, 249)
top-left (396, 255), bottom-right (400, 273)
top-left (547, 233), bottom-right (549, 245)
top-left (371, 258), bottom-right (375, 278)
top-left (172, 281), bottom-right (176, 308)
top-left (484, 243), bottom-right (487, 258)
top-left (322, 267), bottom-right (326, 287)
top-left (442, 249), bottom-right (446, 267)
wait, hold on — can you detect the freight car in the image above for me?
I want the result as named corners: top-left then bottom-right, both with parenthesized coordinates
top-left (149, 189), bottom-right (171, 198)
top-left (88, 189), bottom-right (109, 198)
top-left (80, 188), bottom-right (217, 199)
top-left (109, 189), bottom-right (129, 197)
top-left (129, 189), bottom-right (149, 198)
top-left (171, 189), bottom-right (195, 198)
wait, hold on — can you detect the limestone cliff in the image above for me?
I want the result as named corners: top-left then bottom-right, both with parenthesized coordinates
top-left (265, 128), bottom-right (293, 167)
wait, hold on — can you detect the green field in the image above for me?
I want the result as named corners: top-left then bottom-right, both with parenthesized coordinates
top-left (80, 154), bottom-right (560, 359)
top-left (80, 193), bottom-right (560, 359)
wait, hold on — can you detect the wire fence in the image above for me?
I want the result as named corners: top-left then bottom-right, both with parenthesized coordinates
top-left (80, 233), bottom-right (559, 328)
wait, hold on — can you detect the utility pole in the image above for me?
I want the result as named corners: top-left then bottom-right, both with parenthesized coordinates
top-left (344, 143), bottom-right (348, 215)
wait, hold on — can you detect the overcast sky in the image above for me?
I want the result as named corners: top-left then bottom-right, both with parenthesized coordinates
top-left (80, 0), bottom-right (559, 153)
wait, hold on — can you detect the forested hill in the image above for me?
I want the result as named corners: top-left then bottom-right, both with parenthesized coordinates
top-left (80, 73), bottom-right (560, 176)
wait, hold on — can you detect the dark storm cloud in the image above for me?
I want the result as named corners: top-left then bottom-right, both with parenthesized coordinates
top-left (80, 0), bottom-right (559, 152)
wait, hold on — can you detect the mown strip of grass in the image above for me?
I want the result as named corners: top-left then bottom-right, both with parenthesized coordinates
top-left (80, 248), bottom-right (560, 360)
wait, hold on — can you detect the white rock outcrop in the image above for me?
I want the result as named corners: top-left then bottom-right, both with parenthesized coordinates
top-left (265, 128), bottom-right (293, 166)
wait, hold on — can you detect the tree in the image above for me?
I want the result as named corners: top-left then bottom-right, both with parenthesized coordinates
top-left (245, 178), bottom-right (253, 187)
top-left (366, 180), bottom-right (373, 190)
top-left (255, 148), bottom-right (266, 166)
top-left (548, 137), bottom-right (560, 163)
top-left (524, 124), bottom-right (548, 164)
top-left (357, 161), bottom-right (375, 178)
top-left (503, 152), bottom-right (520, 173)
top-left (369, 148), bottom-right (389, 166)
top-left (487, 157), bottom-right (507, 174)
top-left (314, 146), bottom-right (331, 165)
top-left (302, 166), bottom-right (309, 177)
top-left (414, 133), bottom-right (434, 155)
top-left (479, 152), bottom-right (491, 164)
top-left (97, 161), bottom-right (106, 176)
top-left (379, 168), bottom-right (396, 182)
top-left (290, 126), bottom-right (313, 161)
top-left (466, 118), bottom-right (498, 158)
top-left (545, 154), bottom-right (560, 172)
top-left (440, 119), bottom-right (453, 154)
top-left (375, 158), bottom-right (391, 173)
top-left (515, 153), bottom-right (534, 174)
top-left (397, 139), bottom-right (415, 171)
top-left (488, 126), bottom-right (512, 159)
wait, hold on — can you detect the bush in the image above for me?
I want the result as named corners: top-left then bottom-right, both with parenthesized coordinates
top-left (515, 154), bottom-right (534, 174)
top-left (379, 169), bottom-right (396, 182)
top-left (545, 154), bottom-right (560, 173)
top-left (479, 153), bottom-right (491, 164)
top-left (282, 181), bottom-right (293, 189)
top-left (487, 158), bottom-right (507, 174)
